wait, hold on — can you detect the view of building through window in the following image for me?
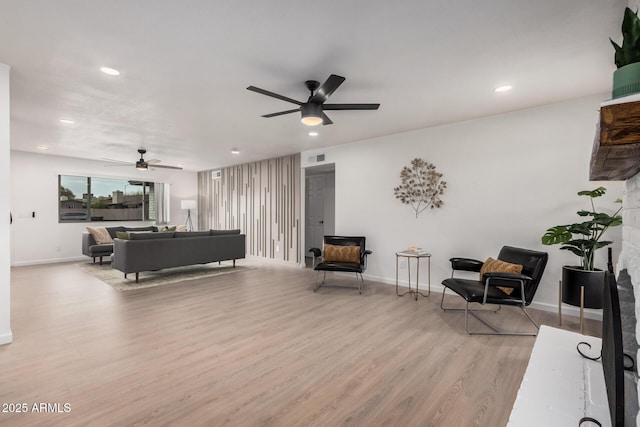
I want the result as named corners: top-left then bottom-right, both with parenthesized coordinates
top-left (59, 175), bottom-right (156, 222)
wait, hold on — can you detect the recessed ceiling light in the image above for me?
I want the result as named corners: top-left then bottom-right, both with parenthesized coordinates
top-left (37, 145), bottom-right (48, 150)
top-left (231, 149), bottom-right (240, 155)
top-left (494, 85), bottom-right (513, 93)
top-left (59, 119), bottom-right (74, 124)
top-left (308, 131), bottom-right (319, 137)
top-left (100, 66), bottom-right (120, 76)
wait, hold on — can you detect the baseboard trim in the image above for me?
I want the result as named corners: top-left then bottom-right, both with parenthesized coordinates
top-left (11, 256), bottom-right (86, 267)
top-left (357, 272), bottom-right (603, 321)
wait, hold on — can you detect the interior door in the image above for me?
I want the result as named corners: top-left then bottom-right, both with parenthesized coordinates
top-left (306, 174), bottom-right (326, 253)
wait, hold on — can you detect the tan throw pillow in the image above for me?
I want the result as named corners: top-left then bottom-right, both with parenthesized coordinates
top-left (479, 257), bottom-right (523, 295)
top-left (87, 227), bottom-right (113, 244)
top-left (175, 225), bottom-right (187, 232)
top-left (323, 244), bottom-right (360, 263)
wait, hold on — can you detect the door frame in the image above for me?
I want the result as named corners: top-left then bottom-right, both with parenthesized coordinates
top-left (301, 163), bottom-right (335, 267)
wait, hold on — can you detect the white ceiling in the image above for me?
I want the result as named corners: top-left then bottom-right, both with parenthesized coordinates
top-left (0, 0), bottom-right (627, 171)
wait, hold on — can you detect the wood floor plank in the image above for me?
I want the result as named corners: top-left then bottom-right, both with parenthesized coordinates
top-left (0, 259), bottom-right (600, 426)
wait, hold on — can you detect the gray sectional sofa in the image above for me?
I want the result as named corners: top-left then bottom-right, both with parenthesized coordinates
top-left (82, 226), bottom-right (156, 264)
top-left (112, 229), bottom-right (246, 282)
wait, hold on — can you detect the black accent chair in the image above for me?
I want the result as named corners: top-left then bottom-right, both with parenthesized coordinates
top-left (440, 246), bottom-right (548, 336)
top-left (309, 236), bottom-right (372, 294)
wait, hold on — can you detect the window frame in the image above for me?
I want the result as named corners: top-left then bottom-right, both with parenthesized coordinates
top-left (58, 174), bottom-right (156, 223)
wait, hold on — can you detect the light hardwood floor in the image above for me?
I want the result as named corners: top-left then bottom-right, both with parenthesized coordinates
top-left (1, 259), bottom-right (599, 427)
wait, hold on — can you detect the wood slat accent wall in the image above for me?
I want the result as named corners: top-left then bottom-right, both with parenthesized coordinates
top-left (198, 154), bottom-right (301, 263)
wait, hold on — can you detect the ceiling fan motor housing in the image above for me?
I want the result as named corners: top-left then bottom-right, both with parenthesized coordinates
top-left (301, 103), bottom-right (322, 123)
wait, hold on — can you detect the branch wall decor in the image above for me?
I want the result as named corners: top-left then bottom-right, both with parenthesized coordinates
top-left (393, 158), bottom-right (447, 217)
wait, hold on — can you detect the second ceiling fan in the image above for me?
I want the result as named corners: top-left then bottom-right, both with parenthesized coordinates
top-left (247, 74), bottom-right (380, 126)
top-left (103, 149), bottom-right (183, 171)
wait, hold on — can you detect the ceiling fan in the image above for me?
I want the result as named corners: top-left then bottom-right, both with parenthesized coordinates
top-left (247, 74), bottom-right (380, 126)
top-left (103, 149), bottom-right (183, 171)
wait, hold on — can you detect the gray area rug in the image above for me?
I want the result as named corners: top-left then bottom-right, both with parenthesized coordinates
top-left (79, 261), bottom-right (251, 291)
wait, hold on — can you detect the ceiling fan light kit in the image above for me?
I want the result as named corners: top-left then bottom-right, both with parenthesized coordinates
top-left (300, 103), bottom-right (323, 126)
top-left (247, 74), bottom-right (380, 126)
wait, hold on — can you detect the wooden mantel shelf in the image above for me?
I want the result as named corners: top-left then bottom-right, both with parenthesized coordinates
top-left (590, 94), bottom-right (640, 181)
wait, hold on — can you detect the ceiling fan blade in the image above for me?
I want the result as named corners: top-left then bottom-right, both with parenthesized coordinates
top-left (323, 103), bottom-right (380, 110)
top-left (146, 159), bottom-right (161, 164)
top-left (150, 164), bottom-right (183, 170)
top-left (262, 108), bottom-right (300, 118)
top-left (104, 164), bottom-right (134, 167)
top-left (247, 86), bottom-right (302, 105)
top-left (322, 113), bottom-right (333, 126)
top-left (310, 74), bottom-right (345, 104)
top-left (102, 157), bottom-right (133, 164)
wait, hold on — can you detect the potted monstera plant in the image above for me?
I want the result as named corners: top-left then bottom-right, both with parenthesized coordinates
top-left (541, 187), bottom-right (622, 309)
top-left (611, 7), bottom-right (640, 98)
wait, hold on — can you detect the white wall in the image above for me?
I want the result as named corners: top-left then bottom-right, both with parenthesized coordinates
top-left (10, 151), bottom-right (197, 266)
top-left (0, 64), bottom-right (12, 345)
top-left (302, 94), bottom-right (623, 312)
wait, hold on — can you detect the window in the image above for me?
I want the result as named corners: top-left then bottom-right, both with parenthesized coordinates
top-left (59, 175), bottom-right (158, 223)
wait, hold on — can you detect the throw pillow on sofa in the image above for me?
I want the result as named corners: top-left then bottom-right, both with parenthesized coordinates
top-left (115, 231), bottom-right (130, 240)
top-left (87, 227), bottom-right (113, 244)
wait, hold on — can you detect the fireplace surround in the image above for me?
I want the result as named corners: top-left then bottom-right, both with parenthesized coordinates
top-left (616, 171), bottom-right (640, 425)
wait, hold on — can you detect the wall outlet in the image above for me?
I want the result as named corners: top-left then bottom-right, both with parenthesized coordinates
top-left (399, 259), bottom-right (407, 269)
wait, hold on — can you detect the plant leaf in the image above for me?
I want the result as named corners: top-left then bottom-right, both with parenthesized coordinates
top-left (577, 187), bottom-right (606, 198)
top-left (541, 226), bottom-right (572, 245)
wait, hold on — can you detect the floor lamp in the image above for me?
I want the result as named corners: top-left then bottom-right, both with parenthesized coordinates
top-left (181, 200), bottom-right (196, 231)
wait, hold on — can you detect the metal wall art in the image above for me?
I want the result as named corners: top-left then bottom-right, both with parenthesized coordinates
top-left (393, 158), bottom-right (447, 217)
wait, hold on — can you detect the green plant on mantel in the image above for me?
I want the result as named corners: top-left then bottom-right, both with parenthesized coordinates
top-left (611, 7), bottom-right (640, 68)
top-left (541, 187), bottom-right (622, 271)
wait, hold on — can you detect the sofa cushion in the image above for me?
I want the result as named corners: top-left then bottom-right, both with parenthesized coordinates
top-left (124, 226), bottom-right (156, 233)
top-left (210, 229), bottom-right (241, 235)
top-left (175, 231), bottom-right (211, 238)
top-left (87, 227), bottom-right (113, 244)
top-left (105, 226), bottom-right (126, 239)
top-left (129, 231), bottom-right (174, 240)
top-left (89, 243), bottom-right (115, 255)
